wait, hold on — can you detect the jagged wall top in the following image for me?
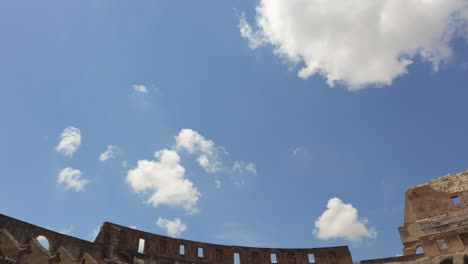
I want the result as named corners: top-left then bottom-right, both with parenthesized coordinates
top-left (409, 170), bottom-right (468, 193)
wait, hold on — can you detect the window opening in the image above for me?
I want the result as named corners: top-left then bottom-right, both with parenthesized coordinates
top-left (436, 238), bottom-right (448, 250)
top-left (308, 254), bottom-right (316, 264)
top-left (451, 196), bottom-right (461, 206)
top-left (179, 244), bottom-right (185, 255)
top-left (234, 253), bottom-right (241, 264)
top-left (138, 238), bottom-right (145, 254)
top-left (198, 247), bottom-right (204, 258)
top-left (416, 246), bottom-right (424, 254)
top-left (36, 236), bottom-right (50, 251)
top-left (270, 253), bottom-right (278, 264)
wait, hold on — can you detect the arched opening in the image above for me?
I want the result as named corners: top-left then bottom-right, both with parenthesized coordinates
top-left (415, 246), bottom-right (424, 254)
top-left (36, 236), bottom-right (50, 251)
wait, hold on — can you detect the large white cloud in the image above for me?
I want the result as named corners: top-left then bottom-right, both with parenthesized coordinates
top-left (175, 129), bottom-right (222, 173)
top-left (58, 167), bottom-right (88, 191)
top-left (313, 197), bottom-right (376, 241)
top-left (156, 217), bottom-right (187, 238)
top-left (126, 149), bottom-right (200, 214)
top-left (240, 0), bottom-right (468, 89)
top-left (56, 127), bottom-right (81, 157)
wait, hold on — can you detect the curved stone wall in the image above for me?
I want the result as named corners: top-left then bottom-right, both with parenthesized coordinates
top-left (0, 214), bottom-right (353, 264)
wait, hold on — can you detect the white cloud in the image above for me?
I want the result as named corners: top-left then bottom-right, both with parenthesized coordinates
top-left (232, 161), bottom-right (257, 175)
top-left (175, 128), bottom-right (222, 173)
top-left (313, 198), bottom-right (376, 241)
top-left (240, 1), bottom-right (468, 89)
top-left (232, 161), bottom-right (257, 186)
top-left (215, 179), bottom-right (222, 189)
top-left (292, 147), bottom-right (309, 158)
top-left (58, 167), bottom-right (88, 191)
top-left (56, 127), bottom-right (81, 157)
top-left (156, 217), bottom-right (187, 238)
top-left (132, 84), bottom-right (149, 94)
top-left (240, 13), bottom-right (264, 49)
top-left (126, 149), bottom-right (200, 214)
top-left (99, 145), bottom-right (119, 162)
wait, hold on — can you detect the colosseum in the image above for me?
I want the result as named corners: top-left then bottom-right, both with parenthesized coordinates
top-left (1, 170), bottom-right (467, 264)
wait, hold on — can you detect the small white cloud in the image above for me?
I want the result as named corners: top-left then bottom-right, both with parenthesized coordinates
top-left (56, 127), bottom-right (81, 157)
top-left (232, 161), bottom-right (257, 175)
top-left (132, 84), bottom-right (149, 94)
top-left (99, 145), bottom-right (119, 162)
top-left (241, 0), bottom-right (468, 89)
top-left (313, 198), bottom-right (376, 241)
top-left (156, 217), bottom-right (187, 238)
top-left (175, 128), bottom-right (222, 173)
top-left (245, 163), bottom-right (257, 175)
top-left (215, 179), bottom-right (222, 189)
top-left (292, 147), bottom-right (309, 158)
top-left (126, 149), bottom-right (200, 214)
top-left (58, 167), bottom-right (88, 191)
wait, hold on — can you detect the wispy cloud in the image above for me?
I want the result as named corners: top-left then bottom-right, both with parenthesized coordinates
top-left (175, 128), bottom-right (222, 173)
top-left (291, 147), bottom-right (308, 158)
top-left (232, 161), bottom-right (257, 175)
top-left (56, 127), bottom-right (81, 157)
top-left (58, 167), bottom-right (88, 191)
top-left (99, 145), bottom-right (119, 162)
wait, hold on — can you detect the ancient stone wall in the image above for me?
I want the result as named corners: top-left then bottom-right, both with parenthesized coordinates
top-left (0, 214), bottom-right (353, 264)
top-left (398, 170), bottom-right (468, 257)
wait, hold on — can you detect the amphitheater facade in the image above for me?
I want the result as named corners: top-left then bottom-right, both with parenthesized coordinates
top-left (1, 170), bottom-right (468, 264)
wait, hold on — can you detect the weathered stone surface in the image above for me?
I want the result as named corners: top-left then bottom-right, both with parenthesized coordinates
top-left (398, 170), bottom-right (468, 257)
top-left (361, 170), bottom-right (468, 264)
top-left (0, 214), bottom-right (353, 264)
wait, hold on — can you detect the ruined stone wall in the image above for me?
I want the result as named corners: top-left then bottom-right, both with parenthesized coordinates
top-left (398, 170), bottom-right (468, 257)
top-left (0, 214), bottom-right (353, 264)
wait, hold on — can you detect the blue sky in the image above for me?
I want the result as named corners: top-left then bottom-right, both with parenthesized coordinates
top-left (1, 0), bottom-right (468, 261)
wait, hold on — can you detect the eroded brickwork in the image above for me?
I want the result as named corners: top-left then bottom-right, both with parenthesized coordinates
top-left (360, 170), bottom-right (468, 264)
top-left (0, 214), bottom-right (353, 264)
top-left (398, 170), bottom-right (468, 257)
